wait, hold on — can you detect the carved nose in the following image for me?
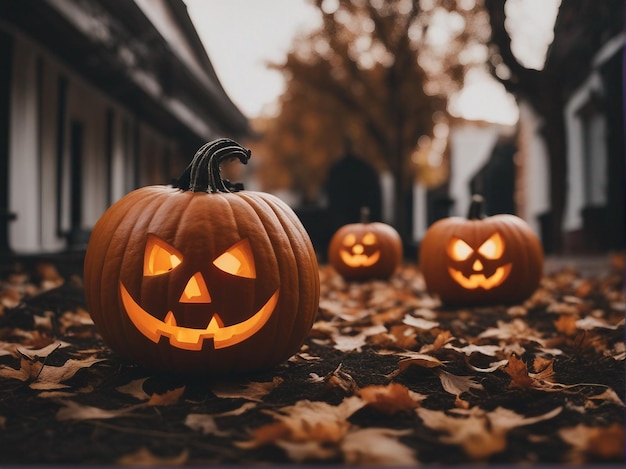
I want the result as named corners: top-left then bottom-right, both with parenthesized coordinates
top-left (472, 259), bottom-right (484, 272)
top-left (352, 244), bottom-right (364, 254)
top-left (180, 272), bottom-right (211, 303)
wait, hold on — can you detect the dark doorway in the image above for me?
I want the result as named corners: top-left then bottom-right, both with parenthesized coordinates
top-left (470, 136), bottom-right (516, 216)
top-left (326, 152), bottom-right (382, 233)
top-left (0, 30), bottom-right (14, 254)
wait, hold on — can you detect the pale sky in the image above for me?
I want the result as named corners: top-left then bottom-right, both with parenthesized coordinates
top-left (184, 0), bottom-right (560, 125)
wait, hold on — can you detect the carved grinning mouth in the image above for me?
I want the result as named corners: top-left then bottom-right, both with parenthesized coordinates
top-left (339, 250), bottom-right (381, 268)
top-left (120, 283), bottom-right (278, 350)
top-left (448, 263), bottom-right (512, 290)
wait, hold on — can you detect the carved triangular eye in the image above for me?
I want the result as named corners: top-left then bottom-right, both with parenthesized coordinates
top-left (144, 235), bottom-right (183, 276)
top-left (213, 239), bottom-right (256, 278)
top-left (342, 234), bottom-right (356, 247)
top-left (478, 233), bottom-right (505, 260)
top-left (448, 237), bottom-right (474, 261)
top-left (362, 233), bottom-right (377, 245)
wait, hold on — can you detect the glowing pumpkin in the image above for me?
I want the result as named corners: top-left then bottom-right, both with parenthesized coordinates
top-left (328, 208), bottom-right (402, 281)
top-left (419, 195), bottom-right (543, 305)
top-left (84, 139), bottom-right (320, 374)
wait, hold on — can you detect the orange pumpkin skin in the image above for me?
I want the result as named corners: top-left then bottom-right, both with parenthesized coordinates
top-left (328, 211), bottom-right (402, 281)
top-left (84, 140), bottom-right (320, 374)
top-left (419, 196), bottom-right (543, 306)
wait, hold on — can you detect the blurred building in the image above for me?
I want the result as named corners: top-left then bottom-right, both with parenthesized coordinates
top-left (0, 0), bottom-right (249, 254)
top-left (426, 9), bottom-right (624, 256)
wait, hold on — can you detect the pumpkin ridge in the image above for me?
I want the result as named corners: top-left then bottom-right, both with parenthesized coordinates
top-left (238, 192), bottom-right (302, 362)
top-left (89, 188), bottom-right (162, 344)
top-left (241, 192), bottom-right (319, 359)
top-left (122, 189), bottom-right (187, 352)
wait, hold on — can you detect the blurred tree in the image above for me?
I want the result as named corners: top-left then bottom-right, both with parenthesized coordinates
top-left (484, 0), bottom-right (624, 253)
top-left (249, 0), bottom-right (491, 245)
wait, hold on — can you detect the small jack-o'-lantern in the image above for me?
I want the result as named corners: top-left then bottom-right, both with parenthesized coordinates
top-left (419, 195), bottom-right (543, 305)
top-left (84, 139), bottom-right (320, 374)
top-left (328, 207), bottom-right (402, 281)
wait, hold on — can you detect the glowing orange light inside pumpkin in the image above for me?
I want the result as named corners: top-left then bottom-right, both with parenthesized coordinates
top-left (213, 239), bottom-right (256, 278)
top-left (448, 238), bottom-right (473, 261)
top-left (180, 272), bottom-right (211, 303)
top-left (120, 236), bottom-right (278, 351)
top-left (144, 234), bottom-right (183, 276)
top-left (446, 232), bottom-right (511, 290)
top-left (339, 232), bottom-right (381, 268)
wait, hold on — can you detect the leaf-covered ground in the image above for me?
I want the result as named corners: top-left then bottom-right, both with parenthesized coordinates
top-left (0, 256), bottom-right (624, 465)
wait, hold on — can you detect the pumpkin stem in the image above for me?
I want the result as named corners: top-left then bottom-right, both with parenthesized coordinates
top-left (175, 138), bottom-right (250, 193)
top-left (467, 194), bottom-right (486, 220)
top-left (360, 206), bottom-right (370, 223)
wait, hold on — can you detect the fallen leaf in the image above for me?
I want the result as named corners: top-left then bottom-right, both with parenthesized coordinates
top-left (559, 423), bottom-right (625, 461)
top-left (56, 400), bottom-right (141, 421)
top-left (184, 413), bottom-right (231, 436)
top-left (146, 387), bottom-right (185, 406)
top-left (117, 447), bottom-right (188, 466)
top-left (417, 406), bottom-right (561, 460)
top-left (444, 343), bottom-right (501, 357)
top-left (358, 383), bottom-right (424, 414)
top-left (32, 356), bottom-right (104, 390)
top-left (435, 369), bottom-right (484, 396)
top-left (395, 352), bottom-right (444, 374)
top-left (503, 355), bottom-right (535, 389)
top-left (341, 427), bottom-right (418, 465)
top-left (276, 440), bottom-right (337, 463)
top-left (402, 315), bottom-right (439, 330)
top-left (210, 377), bottom-right (283, 402)
top-left (238, 396), bottom-right (365, 448)
top-left (320, 363), bottom-right (359, 394)
top-left (575, 316), bottom-right (622, 330)
top-left (0, 357), bottom-right (43, 382)
top-left (116, 378), bottom-right (150, 401)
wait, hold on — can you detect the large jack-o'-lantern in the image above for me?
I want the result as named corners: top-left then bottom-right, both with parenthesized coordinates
top-left (84, 139), bottom-right (320, 374)
top-left (419, 195), bottom-right (543, 305)
top-left (328, 207), bottom-right (402, 281)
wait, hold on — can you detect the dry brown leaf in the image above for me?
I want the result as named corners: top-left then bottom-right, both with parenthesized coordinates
top-left (184, 413), bottom-right (231, 436)
top-left (146, 386), bottom-right (185, 406)
top-left (444, 343), bottom-right (501, 357)
top-left (559, 423), bottom-right (625, 461)
top-left (420, 330), bottom-right (453, 353)
top-left (56, 399), bottom-right (142, 421)
top-left (238, 396), bottom-right (365, 449)
top-left (388, 325), bottom-right (418, 349)
top-left (321, 363), bottom-right (359, 394)
top-left (116, 378), bottom-right (150, 401)
top-left (117, 447), bottom-right (189, 466)
top-left (531, 357), bottom-right (556, 382)
top-left (503, 355), bottom-right (535, 389)
top-left (402, 314), bottom-right (439, 330)
top-left (276, 440), bottom-right (337, 463)
top-left (331, 332), bottom-right (367, 352)
top-left (397, 352), bottom-right (444, 372)
top-left (358, 383), bottom-right (424, 414)
top-left (341, 427), bottom-right (418, 465)
top-left (210, 376), bottom-right (283, 402)
top-left (31, 356), bottom-right (104, 390)
top-left (0, 357), bottom-right (44, 382)
top-left (554, 315), bottom-right (578, 335)
top-left (435, 369), bottom-right (484, 396)
top-left (417, 406), bottom-right (562, 460)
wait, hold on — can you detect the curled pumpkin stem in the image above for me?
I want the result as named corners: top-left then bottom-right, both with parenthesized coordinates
top-left (175, 138), bottom-right (250, 193)
top-left (467, 194), bottom-right (486, 220)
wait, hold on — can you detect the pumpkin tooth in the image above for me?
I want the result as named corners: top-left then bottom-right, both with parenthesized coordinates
top-left (164, 311), bottom-right (177, 327)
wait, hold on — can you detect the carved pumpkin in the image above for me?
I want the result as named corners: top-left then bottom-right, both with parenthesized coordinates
top-left (328, 208), bottom-right (403, 281)
top-left (419, 195), bottom-right (543, 305)
top-left (84, 139), bottom-right (320, 374)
